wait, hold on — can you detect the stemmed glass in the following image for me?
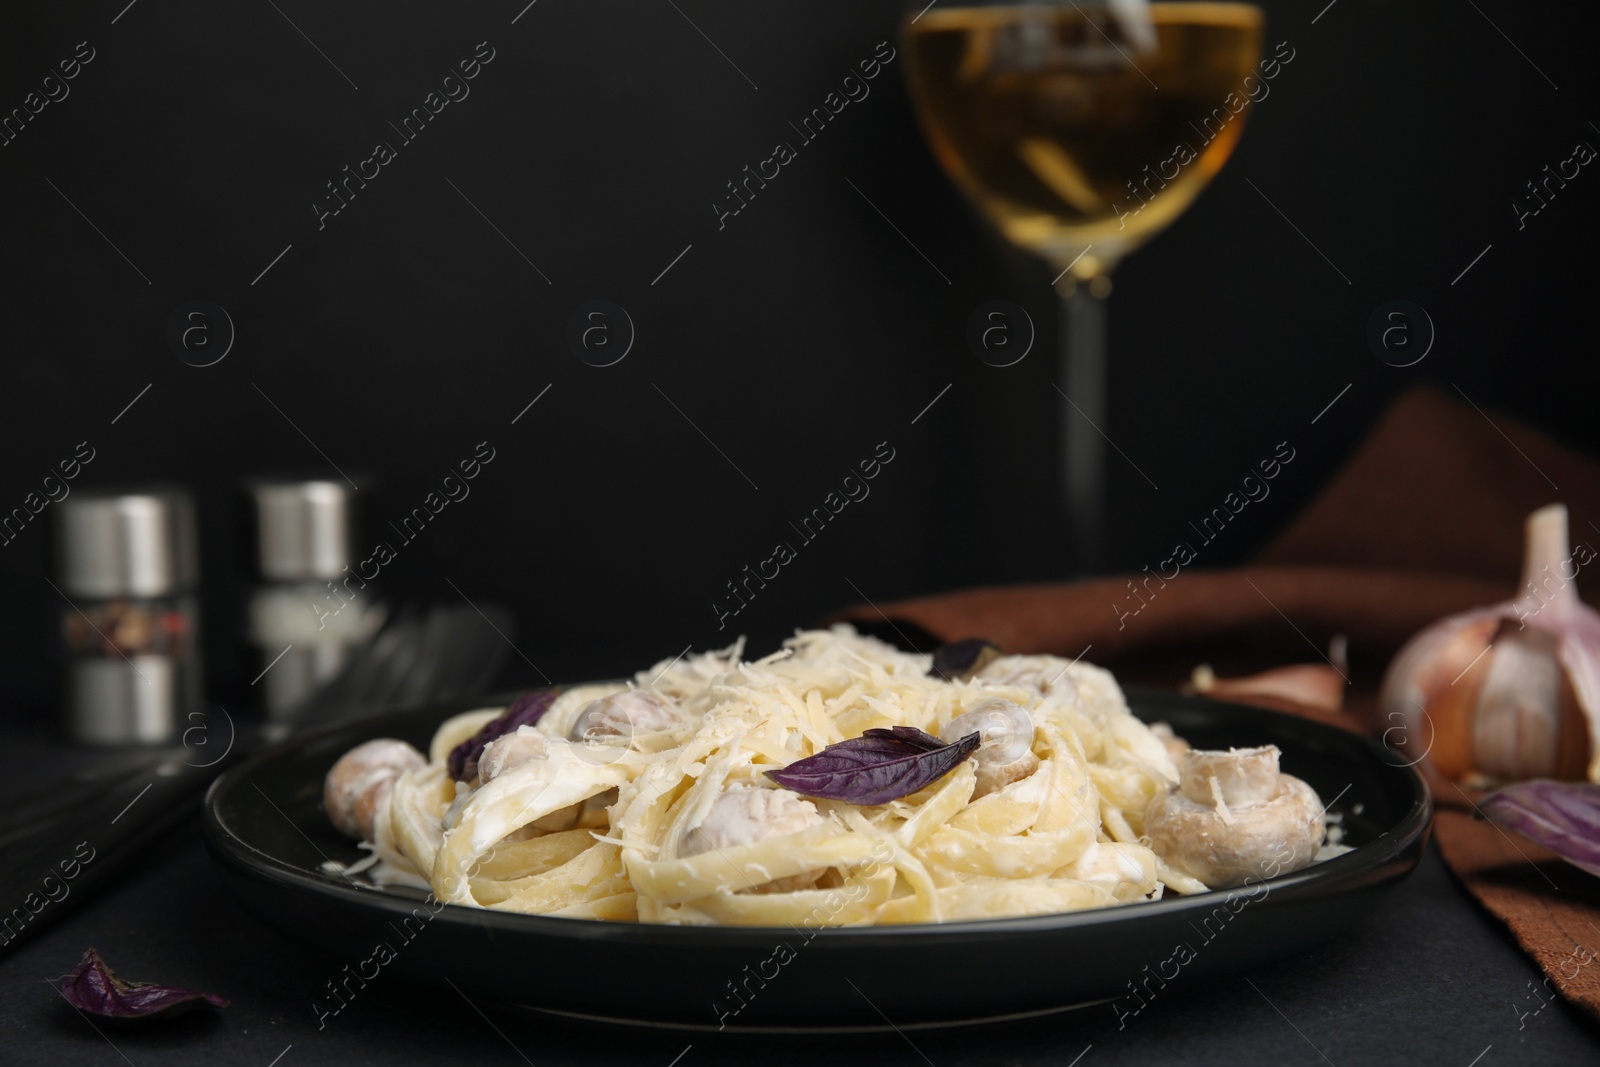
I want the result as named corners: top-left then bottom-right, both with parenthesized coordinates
top-left (903, 1), bottom-right (1263, 568)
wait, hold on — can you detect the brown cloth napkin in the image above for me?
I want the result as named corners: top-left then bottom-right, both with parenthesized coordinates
top-left (837, 385), bottom-right (1600, 1019)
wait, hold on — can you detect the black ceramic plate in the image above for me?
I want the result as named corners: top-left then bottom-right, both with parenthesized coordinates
top-left (203, 688), bottom-right (1430, 1030)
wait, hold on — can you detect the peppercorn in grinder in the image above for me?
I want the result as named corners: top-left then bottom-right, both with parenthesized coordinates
top-left (54, 488), bottom-right (202, 745)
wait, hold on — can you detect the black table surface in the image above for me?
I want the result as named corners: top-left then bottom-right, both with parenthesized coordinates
top-left (3, 762), bottom-right (1599, 1066)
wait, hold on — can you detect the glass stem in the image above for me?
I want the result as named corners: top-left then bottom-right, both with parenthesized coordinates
top-left (1059, 283), bottom-right (1107, 574)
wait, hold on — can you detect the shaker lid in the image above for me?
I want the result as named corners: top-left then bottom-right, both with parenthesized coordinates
top-left (55, 487), bottom-right (198, 598)
top-left (249, 479), bottom-right (354, 581)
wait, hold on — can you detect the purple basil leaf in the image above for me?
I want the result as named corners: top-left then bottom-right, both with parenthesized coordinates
top-left (827, 727), bottom-right (947, 758)
top-left (447, 689), bottom-right (557, 782)
top-left (57, 949), bottom-right (227, 1020)
top-left (766, 728), bottom-right (981, 806)
top-left (1482, 779), bottom-right (1600, 879)
top-left (785, 728), bottom-right (947, 770)
top-left (872, 726), bottom-right (946, 749)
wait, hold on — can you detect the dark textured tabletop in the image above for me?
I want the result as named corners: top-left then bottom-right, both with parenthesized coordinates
top-left (4, 778), bottom-right (1598, 1066)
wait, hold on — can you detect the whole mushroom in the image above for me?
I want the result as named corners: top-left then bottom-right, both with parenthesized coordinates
top-left (940, 699), bottom-right (1039, 798)
top-left (324, 738), bottom-right (426, 841)
top-left (682, 786), bottom-right (826, 893)
top-left (1143, 745), bottom-right (1324, 888)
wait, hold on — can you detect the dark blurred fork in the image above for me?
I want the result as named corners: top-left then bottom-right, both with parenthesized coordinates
top-left (0, 601), bottom-right (514, 956)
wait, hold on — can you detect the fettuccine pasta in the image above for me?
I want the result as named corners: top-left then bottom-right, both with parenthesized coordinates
top-left (333, 627), bottom-right (1273, 925)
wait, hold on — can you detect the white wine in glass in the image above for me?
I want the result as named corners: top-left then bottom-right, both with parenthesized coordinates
top-left (904, 2), bottom-right (1264, 567)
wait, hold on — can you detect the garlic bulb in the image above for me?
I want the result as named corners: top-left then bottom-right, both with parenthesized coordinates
top-left (1380, 504), bottom-right (1600, 783)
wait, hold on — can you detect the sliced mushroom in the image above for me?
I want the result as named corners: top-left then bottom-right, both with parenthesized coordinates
top-left (940, 699), bottom-right (1039, 798)
top-left (324, 738), bottom-right (426, 841)
top-left (562, 691), bottom-right (678, 816)
top-left (478, 725), bottom-right (550, 782)
top-left (569, 690), bottom-right (678, 747)
top-left (973, 654), bottom-right (1099, 708)
top-left (1143, 745), bottom-right (1324, 888)
top-left (478, 726), bottom-right (583, 832)
top-left (682, 786), bottom-right (825, 892)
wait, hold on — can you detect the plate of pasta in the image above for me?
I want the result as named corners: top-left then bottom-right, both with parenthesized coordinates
top-left (204, 627), bottom-right (1429, 1029)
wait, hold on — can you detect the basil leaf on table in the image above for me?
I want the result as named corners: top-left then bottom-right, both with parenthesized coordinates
top-left (56, 948), bottom-right (228, 1020)
top-left (1482, 779), bottom-right (1600, 879)
top-left (766, 726), bottom-right (981, 806)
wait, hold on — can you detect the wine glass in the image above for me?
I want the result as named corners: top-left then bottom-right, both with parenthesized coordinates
top-left (903, 0), bottom-right (1264, 568)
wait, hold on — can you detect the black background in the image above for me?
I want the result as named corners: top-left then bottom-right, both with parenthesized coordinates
top-left (1, 0), bottom-right (1596, 715)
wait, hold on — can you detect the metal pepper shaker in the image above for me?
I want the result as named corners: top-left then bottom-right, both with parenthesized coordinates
top-left (54, 488), bottom-right (202, 745)
top-left (247, 479), bottom-right (379, 722)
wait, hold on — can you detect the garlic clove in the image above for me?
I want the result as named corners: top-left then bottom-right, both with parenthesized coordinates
top-left (1471, 624), bottom-right (1570, 781)
top-left (1189, 662), bottom-right (1346, 713)
top-left (1391, 611), bottom-right (1501, 780)
top-left (1514, 504), bottom-right (1600, 780)
top-left (1554, 607), bottom-right (1600, 782)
